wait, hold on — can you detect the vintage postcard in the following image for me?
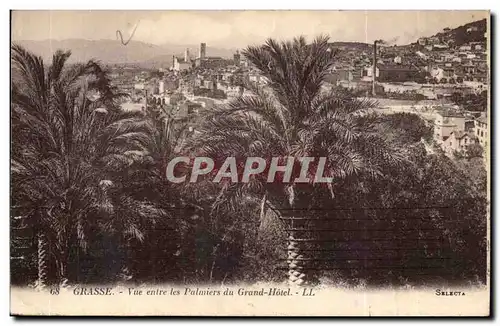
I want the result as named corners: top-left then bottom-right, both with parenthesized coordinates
top-left (10, 10), bottom-right (490, 316)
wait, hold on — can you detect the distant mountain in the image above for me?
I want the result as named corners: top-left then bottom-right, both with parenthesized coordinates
top-left (12, 39), bottom-right (236, 66)
top-left (12, 19), bottom-right (486, 67)
top-left (13, 39), bottom-right (165, 64)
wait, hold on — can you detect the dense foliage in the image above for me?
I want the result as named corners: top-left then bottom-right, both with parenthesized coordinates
top-left (450, 90), bottom-right (488, 112)
top-left (11, 39), bottom-right (488, 288)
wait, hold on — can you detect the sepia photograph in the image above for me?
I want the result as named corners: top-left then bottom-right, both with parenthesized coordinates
top-left (9, 9), bottom-right (490, 316)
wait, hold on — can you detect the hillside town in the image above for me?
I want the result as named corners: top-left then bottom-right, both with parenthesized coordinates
top-left (109, 18), bottom-right (488, 162)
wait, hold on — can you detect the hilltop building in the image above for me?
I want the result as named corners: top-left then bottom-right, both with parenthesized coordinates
top-left (172, 55), bottom-right (192, 72)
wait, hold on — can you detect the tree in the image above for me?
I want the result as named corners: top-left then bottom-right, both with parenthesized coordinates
top-left (119, 102), bottom-right (230, 282)
top-left (337, 146), bottom-right (488, 285)
top-left (450, 92), bottom-right (463, 106)
top-left (465, 143), bottom-right (484, 159)
top-left (186, 36), bottom-right (403, 285)
top-left (11, 44), bottom-right (155, 288)
top-left (457, 91), bottom-right (488, 111)
top-left (380, 112), bottom-right (433, 144)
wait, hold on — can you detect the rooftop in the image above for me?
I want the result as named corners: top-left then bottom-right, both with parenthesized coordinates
top-left (451, 130), bottom-right (476, 140)
top-left (476, 116), bottom-right (488, 124)
top-left (436, 110), bottom-right (464, 118)
top-left (378, 64), bottom-right (419, 71)
top-left (174, 57), bottom-right (191, 63)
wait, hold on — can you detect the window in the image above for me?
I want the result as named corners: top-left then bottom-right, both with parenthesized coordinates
top-left (481, 131), bottom-right (484, 137)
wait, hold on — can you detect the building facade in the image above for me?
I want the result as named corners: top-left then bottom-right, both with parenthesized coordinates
top-left (474, 116), bottom-right (488, 147)
top-left (377, 64), bottom-right (422, 83)
top-left (442, 131), bottom-right (477, 155)
top-left (172, 56), bottom-right (192, 72)
top-left (434, 111), bottom-right (466, 143)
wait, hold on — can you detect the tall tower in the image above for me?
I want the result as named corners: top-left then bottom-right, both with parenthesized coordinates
top-left (199, 43), bottom-right (206, 60)
top-left (233, 50), bottom-right (241, 66)
top-left (184, 48), bottom-right (190, 62)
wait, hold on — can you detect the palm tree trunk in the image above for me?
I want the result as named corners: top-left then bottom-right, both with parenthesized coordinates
top-left (59, 260), bottom-right (69, 288)
top-left (287, 220), bottom-right (306, 286)
top-left (286, 186), bottom-right (307, 286)
top-left (36, 231), bottom-right (49, 289)
top-left (58, 241), bottom-right (70, 288)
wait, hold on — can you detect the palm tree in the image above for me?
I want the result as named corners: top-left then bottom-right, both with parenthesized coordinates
top-left (187, 36), bottom-right (403, 286)
top-left (124, 103), bottom-right (191, 200)
top-left (11, 44), bottom-right (154, 288)
top-left (114, 99), bottom-right (213, 281)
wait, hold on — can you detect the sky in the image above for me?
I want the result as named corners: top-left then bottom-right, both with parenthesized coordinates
top-left (11, 10), bottom-right (488, 48)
